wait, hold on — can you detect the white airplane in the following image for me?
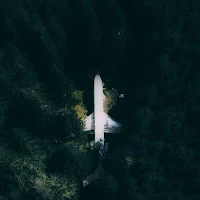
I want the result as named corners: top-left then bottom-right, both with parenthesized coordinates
top-left (83, 74), bottom-right (122, 187)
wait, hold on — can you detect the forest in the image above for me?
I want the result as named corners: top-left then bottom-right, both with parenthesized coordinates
top-left (0, 0), bottom-right (200, 199)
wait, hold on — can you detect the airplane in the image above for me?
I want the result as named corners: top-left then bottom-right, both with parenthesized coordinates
top-left (83, 74), bottom-right (122, 187)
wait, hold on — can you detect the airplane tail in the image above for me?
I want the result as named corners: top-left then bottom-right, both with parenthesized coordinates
top-left (83, 165), bottom-right (105, 187)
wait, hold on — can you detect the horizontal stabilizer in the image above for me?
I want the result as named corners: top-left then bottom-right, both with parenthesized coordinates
top-left (104, 114), bottom-right (122, 133)
top-left (83, 113), bottom-right (94, 131)
top-left (83, 166), bottom-right (104, 187)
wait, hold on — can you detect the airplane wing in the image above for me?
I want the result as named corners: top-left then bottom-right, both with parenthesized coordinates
top-left (104, 114), bottom-right (122, 133)
top-left (103, 93), bottom-right (105, 101)
top-left (83, 113), bottom-right (94, 131)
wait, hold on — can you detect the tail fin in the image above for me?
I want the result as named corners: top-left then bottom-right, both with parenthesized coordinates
top-left (83, 166), bottom-right (105, 187)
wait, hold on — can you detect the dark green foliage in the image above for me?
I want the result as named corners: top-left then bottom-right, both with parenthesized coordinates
top-left (0, 0), bottom-right (200, 199)
top-left (0, 1), bottom-right (89, 198)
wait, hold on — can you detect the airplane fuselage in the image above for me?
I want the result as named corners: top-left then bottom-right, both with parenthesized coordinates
top-left (94, 75), bottom-right (106, 145)
top-left (83, 74), bottom-right (122, 187)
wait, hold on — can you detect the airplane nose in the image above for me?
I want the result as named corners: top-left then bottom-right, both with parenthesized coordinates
top-left (95, 74), bottom-right (101, 81)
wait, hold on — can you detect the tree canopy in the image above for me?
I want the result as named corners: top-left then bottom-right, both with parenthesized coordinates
top-left (0, 0), bottom-right (200, 199)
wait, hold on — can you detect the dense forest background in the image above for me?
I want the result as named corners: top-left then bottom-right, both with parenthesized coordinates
top-left (0, 0), bottom-right (200, 199)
